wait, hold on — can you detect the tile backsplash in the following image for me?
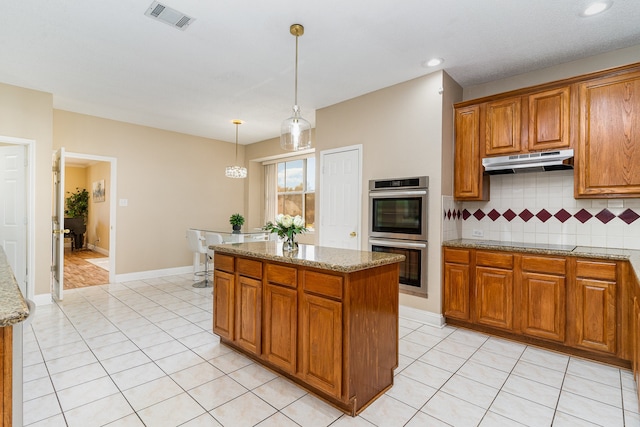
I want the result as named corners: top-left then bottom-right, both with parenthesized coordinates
top-left (442, 170), bottom-right (640, 250)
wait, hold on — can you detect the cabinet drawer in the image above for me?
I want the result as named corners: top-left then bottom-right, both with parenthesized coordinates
top-left (237, 258), bottom-right (262, 279)
top-left (522, 256), bottom-right (566, 275)
top-left (476, 251), bottom-right (514, 269)
top-left (214, 253), bottom-right (235, 273)
top-left (576, 260), bottom-right (617, 281)
top-left (444, 248), bottom-right (470, 264)
top-left (304, 271), bottom-right (343, 300)
top-left (266, 263), bottom-right (297, 288)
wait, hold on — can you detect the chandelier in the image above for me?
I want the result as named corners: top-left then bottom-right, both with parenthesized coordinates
top-left (225, 119), bottom-right (247, 179)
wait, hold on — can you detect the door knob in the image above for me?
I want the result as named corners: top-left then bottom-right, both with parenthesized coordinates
top-left (350, 232), bottom-right (357, 237)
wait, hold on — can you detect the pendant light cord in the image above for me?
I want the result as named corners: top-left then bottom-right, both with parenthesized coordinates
top-left (294, 33), bottom-right (299, 106)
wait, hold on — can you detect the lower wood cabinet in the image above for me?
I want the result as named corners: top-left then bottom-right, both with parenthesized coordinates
top-left (212, 252), bottom-right (399, 415)
top-left (1, 327), bottom-right (12, 427)
top-left (568, 259), bottom-right (618, 355)
top-left (475, 251), bottom-right (514, 331)
top-left (520, 255), bottom-right (566, 343)
top-left (443, 247), bottom-right (628, 366)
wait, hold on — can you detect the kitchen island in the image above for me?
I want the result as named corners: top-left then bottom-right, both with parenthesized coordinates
top-left (1, 248), bottom-right (30, 426)
top-left (209, 241), bottom-right (405, 416)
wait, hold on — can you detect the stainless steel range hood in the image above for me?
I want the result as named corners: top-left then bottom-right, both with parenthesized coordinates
top-left (482, 149), bottom-right (574, 175)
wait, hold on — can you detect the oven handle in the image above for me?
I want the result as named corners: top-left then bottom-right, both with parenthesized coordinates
top-left (369, 239), bottom-right (427, 249)
top-left (369, 190), bottom-right (427, 197)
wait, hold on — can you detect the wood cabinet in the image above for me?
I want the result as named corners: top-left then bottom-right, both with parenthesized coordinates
top-left (454, 105), bottom-right (489, 201)
top-left (520, 255), bottom-right (566, 342)
top-left (1, 327), bottom-right (12, 427)
top-left (263, 263), bottom-right (297, 372)
top-left (576, 69), bottom-right (640, 198)
top-left (213, 258), bottom-right (234, 341)
top-left (443, 248), bottom-right (471, 320)
top-left (212, 250), bottom-right (400, 415)
top-left (442, 247), bottom-right (628, 366)
top-left (568, 259), bottom-right (618, 355)
top-left (485, 97), bottom-right (522, 156)
top-left (474, 251), bottom-right (514, 330)
top-left (528, 86), bottom-right (571, 151)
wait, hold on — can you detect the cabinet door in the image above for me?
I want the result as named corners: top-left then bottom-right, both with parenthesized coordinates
top-left (300, 293), bottom-right (342, 398)
top-left (576, 70), bottom-right (640, 197)
top-left (263, 283), bottom-right (297, 373)
top-left (485, 97), bottom-right (522, 156)
top-left (454, 105), bottom-right (489, 200)
top-left (571, 277), bottom-right (617, 354)
top-left (444, 262), bottom-right (470, 321)
top-left (213, 270), bottom-right (234, 340)
top-left (235, 275), bottom-right (262, 355)
top-left (475, 266), bottom-right (514, 330)
top-left (528, 86), bottom-right (570, 151)
top-left (634, 297), bottom-right (640, 385)
top-left (521, 272), bottom-right (565, 342)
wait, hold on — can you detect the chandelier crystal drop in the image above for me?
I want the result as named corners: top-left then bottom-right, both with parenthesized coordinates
top-left (281, 24), bottom-right (312, 151)
top-left (225, 119), bottom-right (247, 179)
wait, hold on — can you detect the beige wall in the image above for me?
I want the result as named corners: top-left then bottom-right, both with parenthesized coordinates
top-left (316, 70), bottom-right (456, 313)
top-left (86, 161), bottom-right (111, 251)
top-left (53, 110), bottom-right (243, 277)
top-left (464, 44), bottom-right (640, 100)
top-left (0, 82), bottom-right (53, 297)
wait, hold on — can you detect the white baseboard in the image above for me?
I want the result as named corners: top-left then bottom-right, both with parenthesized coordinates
top-left (32, 293), bottom-right (53, 306)
top-left (115, 266), bottom-right (192, 283)
top-left (399, 305), bottom-right (445, 328)
top-left (86, 244), bottom-right (109, 256)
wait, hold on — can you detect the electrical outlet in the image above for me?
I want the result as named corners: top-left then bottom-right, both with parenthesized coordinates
top-left (472, 229), bottom-right (484, 238)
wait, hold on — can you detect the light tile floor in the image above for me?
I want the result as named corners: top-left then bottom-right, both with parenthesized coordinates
top-left (22, 274), bottom-right (640, 426)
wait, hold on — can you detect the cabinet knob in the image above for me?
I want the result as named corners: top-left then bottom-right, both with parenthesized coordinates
top-left (350, 232), bottom-right (357, 237)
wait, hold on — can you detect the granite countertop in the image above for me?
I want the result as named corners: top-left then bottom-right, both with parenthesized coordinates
top-left (0, 248), bottom-right (29, 327)
top-left (442, 239), bottom-right (640, 280)
top-left (210, 241), bottom-right (405, 273)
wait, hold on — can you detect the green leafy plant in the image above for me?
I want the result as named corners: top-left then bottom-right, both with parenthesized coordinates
top-left (229, 213), bottom-right (245, 227)
top-left (65, 187), bottom-right (89, 220)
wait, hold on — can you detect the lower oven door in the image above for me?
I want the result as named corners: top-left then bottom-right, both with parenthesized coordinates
top-left (369, 238), bottom-right (428, 297)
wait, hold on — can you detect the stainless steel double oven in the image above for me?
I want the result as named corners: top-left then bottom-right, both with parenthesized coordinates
top-left (368, 176), bottom-right (429, 297)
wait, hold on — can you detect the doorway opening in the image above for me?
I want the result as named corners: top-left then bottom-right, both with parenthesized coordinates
top-left (53, 151), bottom-right (117, 299)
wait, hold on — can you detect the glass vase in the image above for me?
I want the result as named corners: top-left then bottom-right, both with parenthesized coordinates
top-left (282, 235), bottom-right (299, 252)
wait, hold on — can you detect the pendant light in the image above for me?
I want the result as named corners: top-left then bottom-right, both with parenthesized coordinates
top-left (281, 24), bottom-right (312, 151)
top-left (225, 119), bottom-right (247, 179)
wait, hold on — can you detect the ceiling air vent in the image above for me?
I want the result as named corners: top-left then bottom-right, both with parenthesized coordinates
top-left (144, 1), bottom-right (194, 31)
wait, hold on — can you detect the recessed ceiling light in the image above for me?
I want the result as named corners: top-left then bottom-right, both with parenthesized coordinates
top-left (581, 1), bottom-right (612, 16)
top-left (423, 58), bottom-right (444, 67)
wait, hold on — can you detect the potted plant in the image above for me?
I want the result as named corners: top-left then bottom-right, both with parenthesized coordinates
top-left (65, 187), bottom-right (89, 249)
top-left (229, 213), bottom-right (245, 233)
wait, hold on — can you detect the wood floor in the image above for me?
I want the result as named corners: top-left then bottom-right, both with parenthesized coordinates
top-left (63, 249), bottom-right (109, 289)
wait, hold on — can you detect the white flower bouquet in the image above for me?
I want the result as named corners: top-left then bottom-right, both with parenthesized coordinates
top-left (263, 214), bottom-right (307, 249)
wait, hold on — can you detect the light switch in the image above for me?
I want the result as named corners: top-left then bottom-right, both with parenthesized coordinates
top-left (119, 199), bottom-right (128, 207)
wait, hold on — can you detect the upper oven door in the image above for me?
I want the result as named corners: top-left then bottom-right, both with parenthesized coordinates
top-left (369, 189), bottom-right (428, 241)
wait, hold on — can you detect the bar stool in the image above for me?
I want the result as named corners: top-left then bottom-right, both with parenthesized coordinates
top-left (186, 229), bottom-right (211, 288)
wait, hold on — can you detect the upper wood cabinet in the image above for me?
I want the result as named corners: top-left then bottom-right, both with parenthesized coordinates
top-left (454, 105), bottom-right (489, 201)
top-left (528, 86), bottom-right (571, 151)
top-left (485, 97), bottom-right (522, 156)
top-left (576, 69), bottom-right (640, 198)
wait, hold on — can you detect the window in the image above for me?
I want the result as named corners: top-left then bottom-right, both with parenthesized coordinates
top-left (276, 157), bottom-right (315, 230)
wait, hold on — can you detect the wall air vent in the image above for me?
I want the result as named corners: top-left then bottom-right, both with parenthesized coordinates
top-left (144, 1), bottom-right (194, 31)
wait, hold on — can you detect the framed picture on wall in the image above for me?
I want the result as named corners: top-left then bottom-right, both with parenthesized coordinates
top-left (92, 179), bottom-right (105, 203)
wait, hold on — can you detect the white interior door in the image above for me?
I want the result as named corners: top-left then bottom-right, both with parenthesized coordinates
top-left (319, 145), bottom-right (362, 250)
top-left (52, 147), bottom-right (65, 300)
top-left (0, 145), bottom-right (26, 291)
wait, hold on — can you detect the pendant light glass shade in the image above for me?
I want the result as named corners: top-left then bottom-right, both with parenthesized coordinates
top-left (281, 24), bottom-right (312, 151)
top-left (281, 105), bottom-right (312, 151)
top-left (225, 120), bottom-right (247, 179)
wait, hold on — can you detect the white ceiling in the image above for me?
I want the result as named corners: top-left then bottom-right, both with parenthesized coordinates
top-left (1, 0), bottom-right (639, 144)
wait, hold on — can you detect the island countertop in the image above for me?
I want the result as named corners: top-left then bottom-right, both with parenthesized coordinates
top-left (210, 241), bottom-right (405, 273)
top-left (0, 248), bottom-right (29, 327)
